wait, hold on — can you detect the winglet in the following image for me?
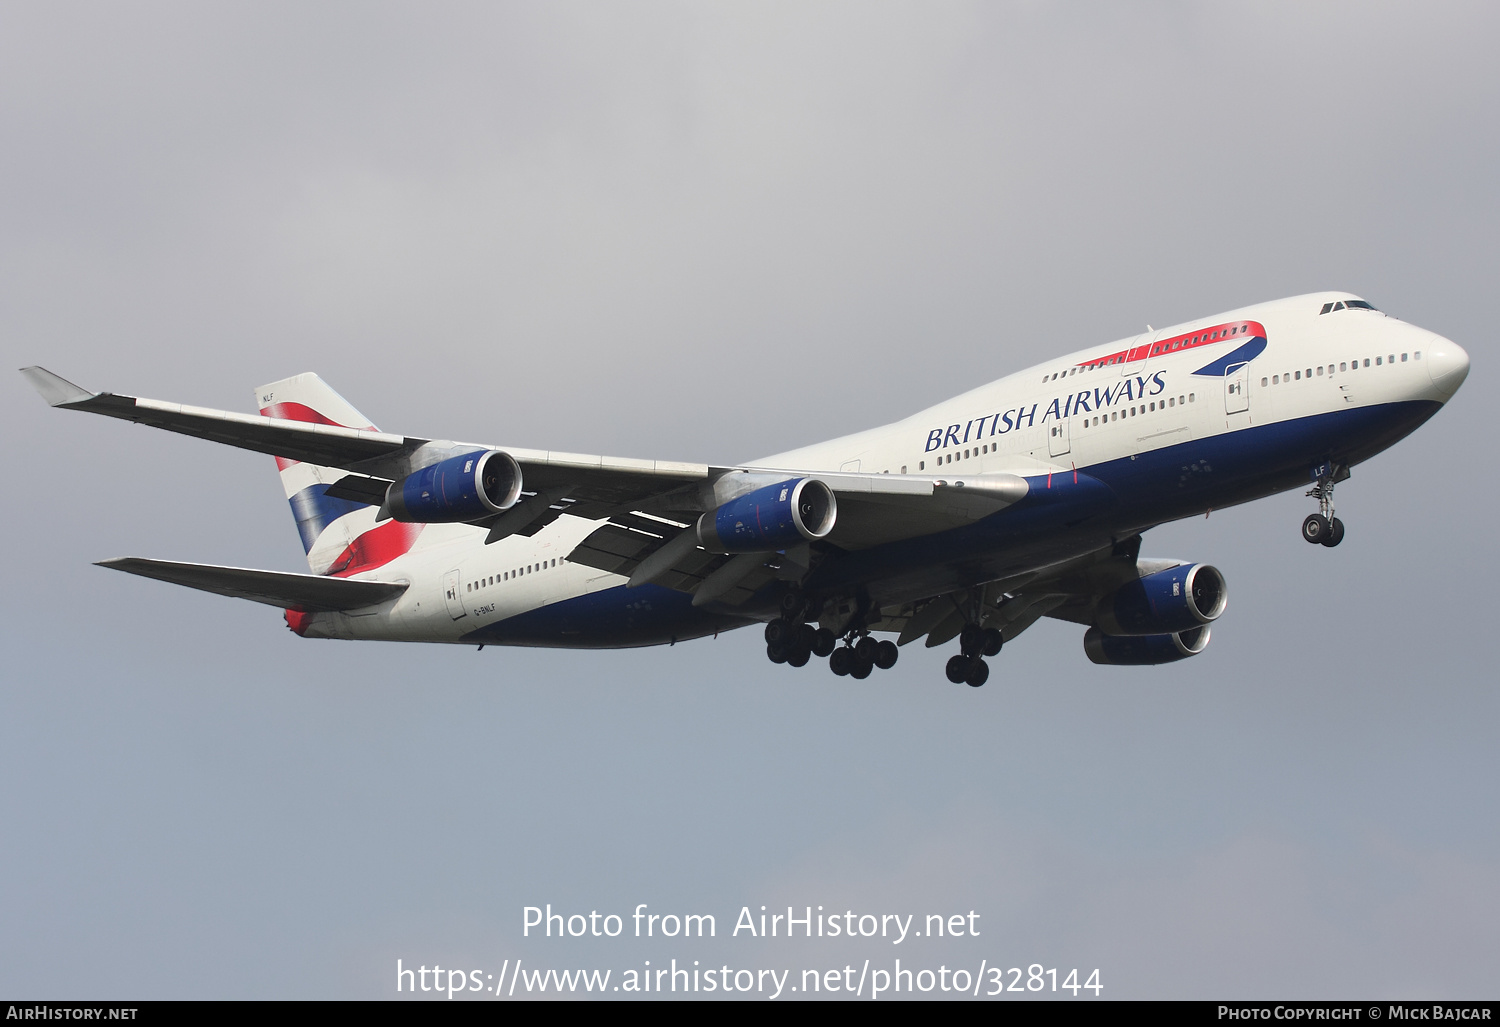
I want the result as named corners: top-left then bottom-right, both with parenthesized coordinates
top-left (20, 366), bottom-right (97, 407)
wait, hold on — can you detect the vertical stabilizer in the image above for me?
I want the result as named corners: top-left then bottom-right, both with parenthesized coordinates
top-left (255, 373), bottom-right (423, 576)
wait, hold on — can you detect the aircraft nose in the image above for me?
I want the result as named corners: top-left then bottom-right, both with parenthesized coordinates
top-left (1425, 335), bottom-right (1470, 399)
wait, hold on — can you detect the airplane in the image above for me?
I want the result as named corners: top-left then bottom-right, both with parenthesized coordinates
top-left (21, 291), bottom-right (1469, 686)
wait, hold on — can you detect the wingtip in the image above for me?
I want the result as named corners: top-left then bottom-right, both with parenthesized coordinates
top-left (20, 366), bottom-right (97, 407)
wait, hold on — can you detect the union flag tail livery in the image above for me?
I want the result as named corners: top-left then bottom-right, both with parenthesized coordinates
top-left (257, 373), bottom-right (424, 578)
top-left (24, 292), bottom-right (1471, 684)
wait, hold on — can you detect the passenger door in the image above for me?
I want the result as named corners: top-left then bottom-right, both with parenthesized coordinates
top-left (1122, 330), bottom-right (1161, 377)
top-left (1224, 362), bottom-right (1250, 415)
top-left (1048, 417), bottom-right (1071, 457)
top-left (443, 569), bottom-right (467, 620)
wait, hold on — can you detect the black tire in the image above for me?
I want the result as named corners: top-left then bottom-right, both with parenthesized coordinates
top-left (779, 590), bottom-right (804, 617)
top-left (945, 654), bottom-right (970, 684)
top-left (829, 647), bottom-right (853, 676)
top-left (786, 646), bottom-right (811, 668)
top-left (982, 628), bottom-right (1003, 657)
top-left (874, 639), bottom-right (899, 670)
top-left (1323, 517), bottom-right (1345, 547)
top-left (764, 620), bottom-right (790, 646)
top-left (965, 658), bottom-right (990, 688)
top-left (797, 623), bottom-right (818, 650)
top-left (855, 636), bottom-right (878, 664)
top-left (812, 628), bottom-right (836, 658)
top-left (1302, 513), bottom-right (1329, 544)
top-left (959, 624), bottom-right (985, 656)
top-left (767, 643), bottom-right (787, 665)
top-left (850, 658), bottom-right (873, 680)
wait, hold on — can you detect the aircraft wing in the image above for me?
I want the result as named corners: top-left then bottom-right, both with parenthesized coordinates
top-left (97, 557), bottom-right (408, 611)
top-left (867, 537), bottom-right (1156, 648)
top-left (24, 368), bottom-right (1044, 593)
top-left (22, 366), bottom-right (419, 470)
top-left (23, 367), bottom-right (1035, 545)
top-left (20, 366), bottom-right (712, 516)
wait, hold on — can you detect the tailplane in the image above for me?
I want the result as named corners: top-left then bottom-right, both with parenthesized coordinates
top-left (255, 373), bottom-right (423, 575)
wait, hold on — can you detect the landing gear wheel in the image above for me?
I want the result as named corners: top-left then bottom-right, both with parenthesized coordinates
top-left (854, 636), bottom-right (879, 664)
top-left (779, 590), bottom-right (804, 618)
top-left (849, 657), bottom-right (874, 680)
top-left (1322, 516), bottom-right (1345, 547)
top-left (812, 628), bottom-right (836, 658)
top-left (797, 623), bottom-right (818, 651)
top-left (959, 624), bottom-right (985, 657)
top-left (767, 643), bottom-right (787, 665)
top-left (981, 628), bottom-right (1003, 657)
top-left (1301, 513), bottom-right (1330, 544)
top-left (946, 655), bottom-right (971, 684)
top-left (874, 639), bottom-right (899, 670)
top-left (765, 620), bottom-right (791, 646)
top-left (786, 646), bottom-right (811, 668)
top-left (965, 658), bottom-right (990, 687)
top-left (829, 647), bottom-right (853, 676)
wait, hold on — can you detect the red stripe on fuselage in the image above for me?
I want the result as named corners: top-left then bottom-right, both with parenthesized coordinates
top-left (325, 520), bottom-right (424, 578)
top-left (1077, 320), bottom-right (1267, 370)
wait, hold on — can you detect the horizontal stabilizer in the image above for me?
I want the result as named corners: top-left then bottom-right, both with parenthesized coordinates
top-left (97, 557), bottom-right (407, 611)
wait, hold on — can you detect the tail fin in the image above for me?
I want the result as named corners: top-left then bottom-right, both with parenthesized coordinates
top-left (256, 373), bottom-right (423, 576)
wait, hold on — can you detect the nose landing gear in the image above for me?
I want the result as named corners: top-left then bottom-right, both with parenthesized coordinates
top-left (1303, 467), bottom-right (1346, 547)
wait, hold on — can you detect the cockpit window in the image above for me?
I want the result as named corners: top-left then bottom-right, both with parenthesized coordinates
top-left (1321, 299), bottom-right (1380, 314)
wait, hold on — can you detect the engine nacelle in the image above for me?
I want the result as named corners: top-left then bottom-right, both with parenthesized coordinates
top-left (386, 449), bottom-right (522, 523)
top-left (697, 478), bottom-right (837, 553)
top-left (1084, 625), bottom-right (1211, 666)
top-left (1094, 563), bottom-right (1227, 636)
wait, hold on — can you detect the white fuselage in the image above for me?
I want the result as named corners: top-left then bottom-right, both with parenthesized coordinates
top-left (302, 292), bottom-right (1467, 645)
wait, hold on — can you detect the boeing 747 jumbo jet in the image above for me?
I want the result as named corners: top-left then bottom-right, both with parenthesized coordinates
top-left (23, 292), bottom-right (1469, 686)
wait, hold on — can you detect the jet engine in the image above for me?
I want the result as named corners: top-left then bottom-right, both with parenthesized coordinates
top-left (1094, 563), bottom-right (1227, 636)
top-left (697, 478), bottom-right (837, 553)
top-left (1083, 625), bottom-right (1211, 666)
top-left (386, 449), bottom-right (523, 523)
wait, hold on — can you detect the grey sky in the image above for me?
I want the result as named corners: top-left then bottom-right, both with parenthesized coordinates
top-left (1, 1), bottom-right (1495, 999)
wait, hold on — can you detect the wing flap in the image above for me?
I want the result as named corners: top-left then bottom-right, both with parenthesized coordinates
top-left (97, 557), bottom-right (407, 611)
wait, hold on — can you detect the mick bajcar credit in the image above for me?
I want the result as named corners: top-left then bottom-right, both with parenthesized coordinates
top-left (393, 903), bottom-right (1103, 999)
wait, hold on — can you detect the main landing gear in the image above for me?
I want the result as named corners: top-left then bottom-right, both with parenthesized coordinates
top-left (1302, 469), bottom-right (1346, 548)
top-left (765, 619), bottom-right (898, 677)
top-left (763, 591), bottom-right (898, 678)
top-left (944, 623), bottom-right (1003, 687)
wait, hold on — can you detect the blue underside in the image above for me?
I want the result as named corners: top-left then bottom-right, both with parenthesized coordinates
top-left (464, 400), bottom-right (1441, 648)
